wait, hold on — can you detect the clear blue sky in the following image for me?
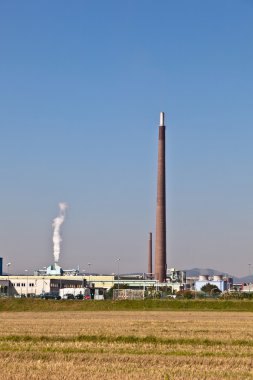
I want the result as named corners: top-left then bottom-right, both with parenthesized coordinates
top-left (0, 0), bottom-right (253, 276)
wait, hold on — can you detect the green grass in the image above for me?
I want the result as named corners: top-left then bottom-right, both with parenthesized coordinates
top-left (1, 297), bottom-right (253, 312)
top-left (0, 333), bottom-right (252, 347)
top-left (0, 343), bottom-right (250, 359)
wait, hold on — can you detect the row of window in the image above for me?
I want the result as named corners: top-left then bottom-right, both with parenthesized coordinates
top-left (10, 283), bottom-right (81, 288)
top-left (51, 283), bottom-right (82, 288)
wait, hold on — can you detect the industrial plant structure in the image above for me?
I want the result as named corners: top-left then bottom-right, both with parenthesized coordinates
top-left (34, 264), bottom-right (79, 276)
top-left (1, 113), bottom-right (241, 299)
top-left (0, 112), bottom-right (172, 296)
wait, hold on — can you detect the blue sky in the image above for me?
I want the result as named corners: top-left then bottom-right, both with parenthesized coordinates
top-left (0, 0), bottom-right (253, 276)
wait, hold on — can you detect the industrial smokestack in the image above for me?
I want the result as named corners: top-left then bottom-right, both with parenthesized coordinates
top-left (155, 112), bottom-right (167, 282)
top-left (148, 232), bottom-right (152, 279)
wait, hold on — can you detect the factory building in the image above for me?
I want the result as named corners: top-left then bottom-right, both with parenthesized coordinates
top-left (194, 275), bottom-right (233, 292)
top-left (0, 272), bottom-right (185, 297)
top-left (0, 274), bottom-right (115, 297)
top-left (0, 276), bottom-right (85, 297)
top-left (0, 270), bottom-right (238, 298)
top-left (115, 269), bottom-right (186, 293)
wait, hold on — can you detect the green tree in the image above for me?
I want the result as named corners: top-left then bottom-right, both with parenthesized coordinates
top-left (201, 283), bottom-right (221, 295)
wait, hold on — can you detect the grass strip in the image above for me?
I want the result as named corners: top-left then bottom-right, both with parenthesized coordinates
top-left (1, 298), bottom-right (253, 312)
top-left (1, 334), bottom-right (253, 347)
top-left (0, 344), bottom-right (250, 358)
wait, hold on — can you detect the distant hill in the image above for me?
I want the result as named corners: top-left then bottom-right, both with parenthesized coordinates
top-left (184, 268), bottom-right (222, 277)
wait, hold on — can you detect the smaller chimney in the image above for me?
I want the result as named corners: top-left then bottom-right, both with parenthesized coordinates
top-left (148, 232), bottom-right (152, 279)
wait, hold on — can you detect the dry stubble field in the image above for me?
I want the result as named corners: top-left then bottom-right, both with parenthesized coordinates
top-left (0, 311), bottom-right (253, 380)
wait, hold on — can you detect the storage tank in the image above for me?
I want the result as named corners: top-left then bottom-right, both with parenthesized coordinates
top-left (199, 275), bottom-right (208, 281)
top-left (213, 275), bottom-right (223, 281)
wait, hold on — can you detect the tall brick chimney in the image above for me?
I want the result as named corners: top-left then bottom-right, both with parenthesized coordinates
top-left (154, 112), bottom-right (167, 282)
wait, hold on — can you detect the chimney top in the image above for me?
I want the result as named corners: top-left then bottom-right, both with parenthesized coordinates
top-left (160, 112), bottom-right (165, 126)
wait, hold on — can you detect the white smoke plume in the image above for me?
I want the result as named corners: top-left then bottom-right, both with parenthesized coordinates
top-left (52, 202), bottom-right (67, 263)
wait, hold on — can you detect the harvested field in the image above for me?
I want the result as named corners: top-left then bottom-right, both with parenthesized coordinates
top-left (0, 311), bottom-right (253, 379)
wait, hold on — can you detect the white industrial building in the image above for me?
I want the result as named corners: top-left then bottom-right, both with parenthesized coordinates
top-left (194, 274), bottom-right (233, 292)
top-left (0, 274), bottom-right (115, 297)
top-left (0, 276), bottom-right (84, 297)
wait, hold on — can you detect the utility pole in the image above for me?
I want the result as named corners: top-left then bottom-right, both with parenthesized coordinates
top-left (6, 263), bottom-right (11, 297)
top-left (25, 269), bottom-right (28, 297)
top-left (117, 258), bottom-right (120, 291)
top-left (249, 264), bottom-right (251, 293)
